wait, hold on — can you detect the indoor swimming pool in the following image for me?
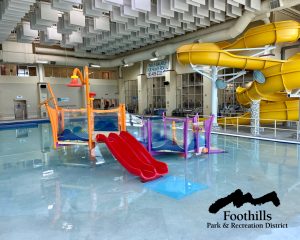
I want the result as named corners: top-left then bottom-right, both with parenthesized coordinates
top-left (0, 123), bottom-right (299, 240)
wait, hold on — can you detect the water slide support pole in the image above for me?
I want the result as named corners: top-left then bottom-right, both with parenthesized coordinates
top-left (211, 67), bottom-right (219, 126)
top-left (250, 100), bottom-right (260, 136)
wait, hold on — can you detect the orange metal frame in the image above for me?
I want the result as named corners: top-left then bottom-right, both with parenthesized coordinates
top-left (41, 66), bottom-right (126, 153)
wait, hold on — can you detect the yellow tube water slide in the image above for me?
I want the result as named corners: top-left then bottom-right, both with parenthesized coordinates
top-left (177, 21), bottom-right (300, 124)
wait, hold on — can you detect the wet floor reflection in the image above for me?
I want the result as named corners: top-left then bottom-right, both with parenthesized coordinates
top-left (0, 125), bottom-right (300, 239)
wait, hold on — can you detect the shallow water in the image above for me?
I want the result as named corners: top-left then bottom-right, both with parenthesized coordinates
top-left (0, 124), bottom-right (299, 240)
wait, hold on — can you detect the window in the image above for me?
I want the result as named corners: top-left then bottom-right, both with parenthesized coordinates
top-left (0, 64), bottom-right (37, 76)
top-left (102, 72), bottom-right (110, 79)
top-left (17, 66), bottom-right (29, 77)
top-left (125, 79), bottom-right (138, 113)
top-left (152, 76), bottom-right (166, 109)
top-left (28, 66), bottom-right (37, 76)
top-left (88, 69), bottom-right (116, 80)
top-left (44, 66), bottom-right (80, 78)
top-left (180, 72), bottom-right (203, 113)
top-left (44, 66), bottom-right (117, 79)
top-left (218, 68), bottom-right (252, 116)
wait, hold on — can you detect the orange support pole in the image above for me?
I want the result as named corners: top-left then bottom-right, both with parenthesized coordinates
top-left (172, 120), bottom-right (177, 144)
top-left (44, 102), bottom-right (59, 149)
top-left (89, 97), bottom-right (95, 149)
top-left (84, 67), bottom-right (94, 151)
top-left (119, 104), bottom-right (126, 131)
top-left (47, 83), bottom-right (59, 111)
top-left (70, 66), bottom-right (94, 151)
top-left (118, 106), bottom-right (121, 131)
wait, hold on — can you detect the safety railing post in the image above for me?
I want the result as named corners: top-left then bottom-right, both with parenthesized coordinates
top-left (254, 118), bottom-right (256, 135)
top-left (236, 117), bottom-right (239, 133)
top-left (274, 120), bottom-right (277, 138)
top-left (297, 121), bottom-right (299, 141)
top-left (224, 117), bottom-right (227, 132)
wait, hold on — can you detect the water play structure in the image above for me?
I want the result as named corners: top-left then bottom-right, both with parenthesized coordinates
top-left (40, 64), bottom-right (219, 181)
top-left (41, 66), bottom-right (168, 182)
top-left (40, 66), bottom-right (126, 151)
top-left (134, 114), bottom-right (217, 158)
top-left (177, 20), bottom-right (300, 124)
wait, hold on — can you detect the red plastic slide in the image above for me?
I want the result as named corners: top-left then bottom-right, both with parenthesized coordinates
top-left (119, 131), bottom-right (168, 175)
top-left (96, 132), bottom-right (168, 182)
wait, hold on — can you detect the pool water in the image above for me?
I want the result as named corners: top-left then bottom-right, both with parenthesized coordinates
top-left (0, 123), bottom-right (300, 240)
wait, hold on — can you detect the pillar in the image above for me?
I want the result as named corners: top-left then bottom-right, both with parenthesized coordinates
top-left (211, 66), bottom-right (218, 125)
top-left (147, 78), bottom-right (153, 113)
top-left (118, 67), bottom-right (125, 104)
top-left (250, 100), bottom-right (260, 136)
top-left (203, 75), bottom-right (212, 116)
top-left (118, 78), bottom-right (125, 104)
top-left (37, 64), bottom-right (47, 118)
top-left (137, 74), bottom-right (147, 115)
top-left (165, 70), bottom-right (177, 116)
top-left (164, 55), bottom-right (177, 116)
top-left (38, 64), bottom-right (44, 83)
top-left (137, 61), bottom-right (148, 115)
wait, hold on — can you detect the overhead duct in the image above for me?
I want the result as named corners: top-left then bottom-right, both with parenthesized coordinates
top-left (34, 54), bottom-right (104, 67)
top-left (2, 0), bottom-right (300, 67)
top-left (34, 46), bottom-right (111, 60)
top-left (95, 0), bottom-right (300, 67)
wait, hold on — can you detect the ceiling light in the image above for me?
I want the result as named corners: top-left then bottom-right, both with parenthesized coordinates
top-left (150, 51), bottom-right (166, 61)
top-left (123, 63), bottom-right (134, 67)
top-left (150, 57), bottom-right (158, 62)
top-left (150, 56), bottom-right (165, 61)
top-left (36, 60), bottom-right (49, 64)
top-left (89, 63), bottom-right (101, 68)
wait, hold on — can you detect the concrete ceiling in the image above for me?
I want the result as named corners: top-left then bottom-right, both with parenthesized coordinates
top-left (1, 0), bottom-right (262, 56)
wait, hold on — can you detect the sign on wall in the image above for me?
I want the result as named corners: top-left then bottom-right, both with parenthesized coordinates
top-left (57, 97), bottom-right (70, 102)
top-left (146, 60), bottom-right (169, 78)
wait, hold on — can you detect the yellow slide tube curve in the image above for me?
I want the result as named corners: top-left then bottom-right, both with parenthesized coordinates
top-left (177, 20), bottom-right (300, 123)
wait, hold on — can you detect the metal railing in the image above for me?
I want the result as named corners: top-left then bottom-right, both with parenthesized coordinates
top-left (195, 115), bottom-right (300, 143)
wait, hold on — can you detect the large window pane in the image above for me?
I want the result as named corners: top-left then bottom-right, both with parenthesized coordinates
top-left (152, 76), bottom-right (166, 109)
top-left (124, 79), bottom-right (138, 113)
top-left (180, 72), bottom-right (203, 114)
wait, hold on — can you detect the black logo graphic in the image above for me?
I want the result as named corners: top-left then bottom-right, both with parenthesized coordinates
top-left (209, 189), bottom-right (280, 214)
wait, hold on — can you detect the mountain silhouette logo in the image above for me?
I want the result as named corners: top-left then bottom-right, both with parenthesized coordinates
top-left (209, 189), bottom-right (280, 214)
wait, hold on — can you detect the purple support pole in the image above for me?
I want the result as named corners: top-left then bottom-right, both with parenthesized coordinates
top-left (183, 117), bottom-right (189, 159)
top-left (163, 112), bottom-right (167, 140)
top-left (194, 114), bottom-right (200, 154)
top-left (147, 119), bottom-right (152, 153)
top-left (141, 119), bottom-right (145, 142)
top-left (204, 115), bottom-right (214, 153)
